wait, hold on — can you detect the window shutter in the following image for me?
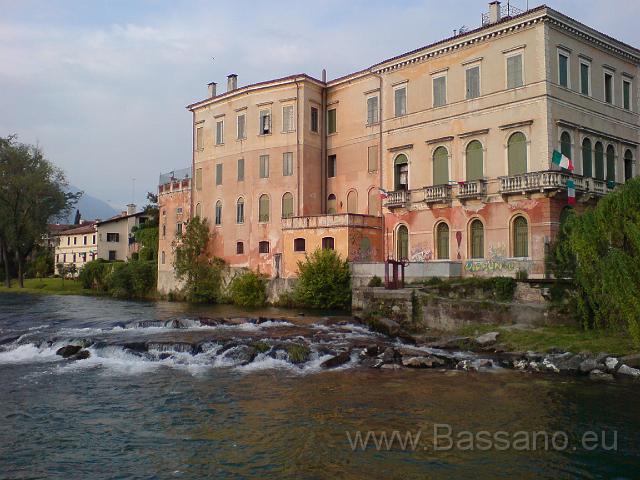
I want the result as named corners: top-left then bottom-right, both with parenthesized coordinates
top-left (368, 145), bottom-right (378, 172)
top-left (395, 88), bottom-right (406, 116)
top-left (433, 77), bottom-right (446, 106)
top-left (436, 223), bottom-right (449, 260)
top-left (237, 158), bottom-right (244, 181)
top-left (465, 141), bottom-right (483, 181)
top-left (606, 146), bottom-right (616, 182)
top-left (582, 140), bottom-right (592, 178)
top-left (559, 54), bottom-right (568, 87)
top-left (581, 64), bottom-right (590, 95)
top-left (433, 147), bottom-right (449, 185)
top-left (508, 133), bottom-right (527, 175)
top-left (507, 55), bottom-right (523, 89)
top-left (594, 143), bottom-right (604, 180)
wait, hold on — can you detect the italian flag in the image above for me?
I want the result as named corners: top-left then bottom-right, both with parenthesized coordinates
top-left (379, 188), bottom-right (389, 199)
top-left (567, 179), bottom-right (576, 205)
top-left (552, 150), bottom-right (574, 171)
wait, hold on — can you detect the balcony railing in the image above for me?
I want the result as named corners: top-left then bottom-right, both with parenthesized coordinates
top-left (282, 213), bottom-right (382, 230)
top-left (457, 179), bottom-right (487, 199)
top-left (499, 170), bottom-right (613, 195)
top-left (384, 190), bottom-right (409, 207)
top-left (158, 179), bottom-right (191, 195)
top-left (421, 184), bottom-right (452, 203)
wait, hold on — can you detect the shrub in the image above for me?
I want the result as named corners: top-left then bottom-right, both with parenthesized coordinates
top-left (490, 277), bottom-right (517, 302)
top-left (78, 259), bottom-right (109, 290)
top-left (294, 248), bottom-right (351, 310)
top-left (228, 270), bottom-right (268, 308)
top-left (105, 260), bottom-right (156, 299)
top-left (368, 275), bottom-right (383, 287)
top-left (515, 269), bottom-right (529, 281)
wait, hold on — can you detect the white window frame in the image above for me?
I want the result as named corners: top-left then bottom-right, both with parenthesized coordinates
top-left (557, 48), bottom-right (571, 89)
top-left (432, 72), bottom-right (448, 107)
top-left (505, 50), bottom-right (524, 90)
top-left (622, 77), bottom-right (633, 111)
top-left (393, 83), bottom-right (407, 117)
top-left (236, 113), bottom-right (246, 140)
top-left (282, 104), bottom-right (295, 133)
top-left (464, 64), bottom-right (481, 100)
top-left (366, 94), bottom-right (379, 125)
top-left (310, 105), bottom-right (319, 133)
top-left (579, 58), bottom-right (592, 97)
top-left (603, 69), bottom-right (615, 105)
top-left (215, 119), bottom-right (224, 145)
top-left (196, 125), bottom-right (204, 151)
top-left (283, 152), bottom-right (293, 176)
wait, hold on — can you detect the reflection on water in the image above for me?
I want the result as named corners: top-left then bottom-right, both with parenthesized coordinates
top-left (0, 293), bottom-right (639, 479)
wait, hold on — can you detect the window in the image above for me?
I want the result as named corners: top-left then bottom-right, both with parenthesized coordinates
top-left (282, 192), bottom-right (294, 218)
top-left (236, 198), bottom-right (244, 224)
top-left (466, 140), bottom-right (483, 181)
top-left (394, 154), bottom-right (409, 190)
top-left (106, 233), bottom-right (120, 242)
top-left (195, 203), bottom-right (202, 218)
top-left (394, 86), bottom-right (407, 117)
top-left (215, 201), bottom-right (222, 226)
top-left (433, 75), bottom-right (447, 107)
top-left (259, 110), bottom-right (271, 135)
top-left (560, 132), bottom-right (572, 164)
top-left (162, 224), bottom-right (166, 238)
top-left (623, 79), bottom-right (632, 110)
top-left (508, 132), bottom-right (527, 175)
top-left (558, 51), bottom-right (569, 88)
top-left (327, 108), bottom-right (337, 134)
top-left (259, 155), bottom-right (269, 178)
top-left (433, 146), bottom-right (449, 185)
top-left (161, 251), bottom-right (165, 264)
top-left (236, 242), bottom-right (244, 254)
top-left (73, 237), bottom-right (77, 245)
top-left (216, 163), bottom-right (223, 185)
top-left (582, 138), bottom-right (593, 177)
top-left (92, 235), bottom-right (96, 244)
top-left (436, 222), bottom-right (449, 260)
top-left (327, 194), bottom-right (337, 214)
top-left (282, 105), bottom-right (294, 132)
top-left (346, 190), bottom-right (357, 214)
top-left (397, 225), bottom-right (409, 260)
top-left (368, 145), bottom-right (378, 173)
top-left (580, 60), bottom-right (591, 96)
top-left (322, 237), bottom-right (334, 250)
top-left (258, 194), bottom-right (269, 222)
top-left (237, 158), bottom-right (244, 181)
top-left (67, 237), bottom-right (70, 245)
top-left (624, 149), bottom-right (634, 182)
top-left (594, 141), bottom-right (605, 180)
top-left (258, 241), bottom-right (270, 254)
top-left (108, 250), bottom-right (116, 261)
top-left (366, 96), bottom-right (379, 124)
top-left (293, 238), bottom-right (306, 252)
top-left (196, 126), bottom-right (203, 151)
top-left (310, 106), bottom-right (319, 133)
top-left (368, 188), bottom-right (381, 216)
top-left (327, 154), bottom-right (336, 178)
top-left (237, 114), bottom-right (246, 140)
top-left (83, 236), bottom-right (87, 245)
top-left (512, 216), bottom-right (528, 258)
top-left (606, 145), bottom-right (616, 183)
top-left (283, 152), bottom-right (293, 176)
top-left (470, 219), bottom-right (484, 259)
top-left (466, 66), bottom-right (480, 99)
top-left (506, 54), bottom-right (523, 89)
top-left (215, 120), bottom-right (224, 145)
top-left (604, 71), bottom-right (614, 104)
top-left (195, 168), bottom-right (203, 190)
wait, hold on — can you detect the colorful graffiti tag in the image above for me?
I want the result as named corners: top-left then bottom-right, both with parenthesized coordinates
top-left (464, 244), bottom-right (531, 273)
top-left (410, 245), bottom-right (432, 262)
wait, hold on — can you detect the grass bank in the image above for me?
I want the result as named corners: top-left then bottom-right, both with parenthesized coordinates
top-left (456, 324), bottom-right (638, 356)
top-left (0, 277), bottom-right (98, 296)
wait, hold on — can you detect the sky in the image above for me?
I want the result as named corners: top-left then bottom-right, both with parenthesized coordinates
top-left (1, 0), bottom-right (638, 209)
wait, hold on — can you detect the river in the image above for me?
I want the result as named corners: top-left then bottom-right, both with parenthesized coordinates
top-left (0, 293), bottom-right (638, 479)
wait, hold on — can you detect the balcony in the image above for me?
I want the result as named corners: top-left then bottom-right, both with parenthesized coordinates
top-left (499, 170), bottom-right (614, 196)
top-left (457, 179), bottom-right (487, 200)
top-left (384, 190), bottom-right (409, 208)
top-left (282, 213), bottom-right (382, 230)
top-left (421, 184), bottom-right (452, 204)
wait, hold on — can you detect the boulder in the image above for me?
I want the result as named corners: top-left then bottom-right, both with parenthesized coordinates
top-left (604, 357), bottom-right (620, 373)
top-left (222, 345), bottom-right (257, 365)
top-left (362, 344), bottom-right (380, 357)
top-left (56, 345), bottom-right (82, 358)
top-left (475, 332), bottom-right (500, 347)
top-left (620, 354), bottom-right (640, 369)
top-left (616, 364), bottom-right (640, 379)
top-left (589, 369), bottom-right (614, 381)
top-left (456, 360), bottom-right (477, 372)
top-left (372, 318), bottom-right (402, 337)
top-left (579, 358), bottom-right (600, 374)
top-left (73, 350), bottom-right (91, 360)
top-left (321, 351), bottom-right (351, 369)
top-left (380, 347), bottom-right (402, 364)
top-left (545, 353), bottom-right (583, 374)
top-left (402, 356), bottom-right (445, 369)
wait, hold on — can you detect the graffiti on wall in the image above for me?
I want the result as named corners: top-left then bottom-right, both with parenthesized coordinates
top-left (350, 231), bottom-right (377, 262)
top-left (410, 245), bottom-right (432, 263)
top-left (464, 244), bottom-right (532, 273)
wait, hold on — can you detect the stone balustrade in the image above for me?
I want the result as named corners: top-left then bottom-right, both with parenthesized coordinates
top-left (282, 213), bottom-right (382, 230)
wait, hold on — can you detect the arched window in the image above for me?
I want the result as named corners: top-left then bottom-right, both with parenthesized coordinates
top-left (347, 190), bottom-right (357, 214)
top-left (327, 194), bottom-right (337, 214)
top-left (466, 140), bottom-right (483, 181)
top-left (394, 154), bottom-right (409, 190)
top-left (397, 225), bottom-right (408, 260)
top-left (368, 188), bottom-right (381, 216)
top-left (161, 251), bottom-right (165, 265)
top-left (470, 219), bottom-right (484, 259)
top-left (258, 194), bottom-right (269, 222)
top-left (512, 216), bottom-right (529, 258)
top-left (433, 146), bottom-right (449, 185)
top-left (436, 222), bottom-right (449, 260)
top-left (236, 198), bottom-right (244, 224)
top-left (282, 192), bottom-right (293, 218)
top-left (606, 145), bottom-right (616, 183)
top-left (594, 142), bottom-right (604, 180)
top-left (624, 149), bottom-right (634, 182)
top-left (508, 132), bottom-right (527, 175)
top-left (195, 203), bottom-right (202, 218)
top-left (214, 201), bottom-right (222, 225)
top-left (582, 138), bottom-right (592, 178)
top-left (560, 131), bottom-right (572, 161)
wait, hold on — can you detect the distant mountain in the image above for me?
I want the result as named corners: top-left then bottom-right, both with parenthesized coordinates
top-left (61, 185), bottom-right (119, 223)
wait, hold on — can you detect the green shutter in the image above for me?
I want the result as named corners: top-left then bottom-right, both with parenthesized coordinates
top-left (470, 220), bottom-right (484, 259)
top-left (466, 141), bottom-right (483, 181)
top-left (508, 132), bottom-right (527, 175)
top-left (433, 147), bottom-right (449, 185)
top-left (580, 63), bottom-right (590, 95)
top-left (595, 143), bottom-right (604, 180)
top-left (282, 193), bottom-right (293, 218)
top-left (397, 226), bottom-right (408, 260)
top-left (259, 195), bottom-right (269, 222)
top-left (328, 109), bottom-right (336, 134)
top-left (623, 81), bottom-right (631, 110)
top-left (513, 217), bottom-right (528, 258)
top-left (606, 146), bottom-right (616, 182)
top-left (582, 139), bottom-right (592, 178)
top-left (559, 54), bottom-right (568, 87)
top-left (436, 223), bottom-right (449, 260)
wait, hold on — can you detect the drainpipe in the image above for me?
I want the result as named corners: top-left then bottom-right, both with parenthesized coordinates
top-left (321, 69), bottom-right (327, 213)
top-left (372, 71), bottom-right (386, 261)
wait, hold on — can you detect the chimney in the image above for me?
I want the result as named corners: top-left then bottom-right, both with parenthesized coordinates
top-left (488, 1), bottom-right (501, 24)
top-left (322, 69), bottom-right (327, 83)
top-left (126, 203), bottom-right (136, 215)
top-left (207, 82), bottom-right (217, 98)
top-left (227, 74), bottom-right (237, 92)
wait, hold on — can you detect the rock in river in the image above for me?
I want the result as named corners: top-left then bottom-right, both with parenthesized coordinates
top-left (620, 354), bottom-right (640, 369)
top-left (321, 351), bottom-right (351, 369)
top-left (616, 364), bottom-right (640, 379)
top-left (475, 332), bottom-right (500, 347)
top-left (73, 350), bottom-right (91, 360)
top-left (56, 345), bottom-right (82, 358)
top-left (402, 356), bottom-right (444, 369)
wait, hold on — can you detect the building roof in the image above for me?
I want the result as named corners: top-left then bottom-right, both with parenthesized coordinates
top-left (47, 224), bottom-right (73, 233)
top-left (55, 222), bottom-right (97, 236)
top-left (95, 211), bottom-right (149, 226)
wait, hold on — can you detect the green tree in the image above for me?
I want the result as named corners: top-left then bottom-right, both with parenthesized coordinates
top-left (228, 270), bottom-right (268, 308)
top-left (132, 192), bottom-right (159, 261)
top-left (173, 216), bottom-right (225, 303)
top-left (550, 178), bottom-right (640, 345)
top-left (294, 248), bottom-right (351, 310)
top-left (0, 136), bottom-right (80, 287)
